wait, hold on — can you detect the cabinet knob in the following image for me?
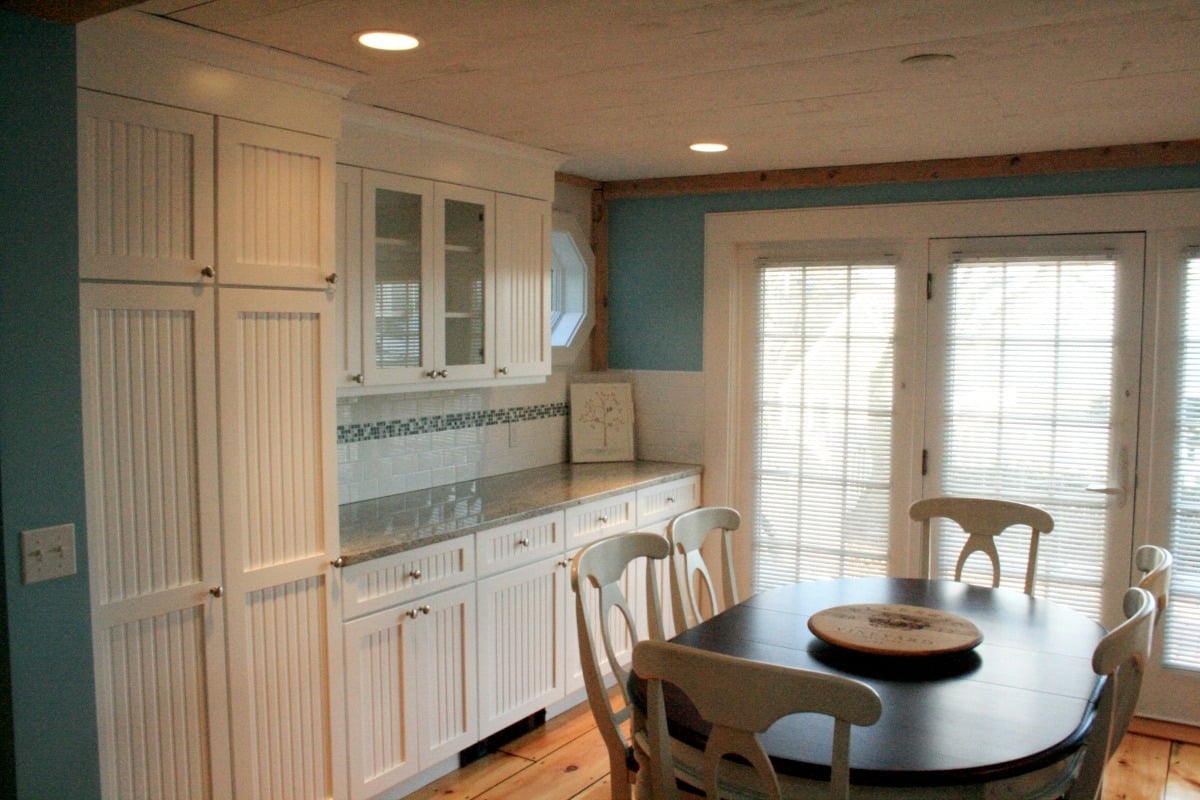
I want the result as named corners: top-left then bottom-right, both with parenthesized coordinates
top-left (351, 373), bottom-right (365, 385)
top-left (666, 496), bottom-right (676, 504)
top-left (325, 272), bottom-right (338, 285)
top-left (597, 516), bottom-right (608, 524)
top-left (406, 608), bottom-right (420, 619)
top-left (200, 265), bottom-right (215, 279)
top-left (409, 568), bottom-right (422, 579)
top-left (420, 604), bottom-right (431, 615)
top-left (558, 559), bottom-right (570, 568)
top-left (209, 586), bottom-right (223, 598)
top-left (498, 366), bottom-right (509, 375)
top-left (331, 556), bottom-right (345, 568)
top-left (436, 369), bottom-right (448, 379)
top-left (517, 537), bottom-right (530, 547)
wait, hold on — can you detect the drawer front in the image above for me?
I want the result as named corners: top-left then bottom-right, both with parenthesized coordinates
top-left (475, 511), bottom-right (565, 577)
top-left (637, 475), bottom-right (701, 526)
top-left (341, 537), bottom-right (475, 620)
top-left (565, 491), bottom-right (637, 548)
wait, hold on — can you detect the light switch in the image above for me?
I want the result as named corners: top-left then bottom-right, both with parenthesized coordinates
top-left (21, 524), bottom-right (77, 584)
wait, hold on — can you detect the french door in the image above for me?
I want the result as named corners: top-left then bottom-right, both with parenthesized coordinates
top-left (923, 234), bottom-right (1144, 626)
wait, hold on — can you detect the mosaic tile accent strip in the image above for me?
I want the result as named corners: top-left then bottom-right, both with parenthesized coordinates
top-left (338, 402), bottom-right (570, 444)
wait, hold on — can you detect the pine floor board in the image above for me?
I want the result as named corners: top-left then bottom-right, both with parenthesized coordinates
top-left (1103, 733), bottom-right (1172, 800)
top-left (1167, 742), bottom-right (1200, 799)
top-left (404, 700), bottom-right (1199, 800)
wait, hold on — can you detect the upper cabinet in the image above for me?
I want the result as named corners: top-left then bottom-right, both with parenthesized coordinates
top-left (216, 118), bottom-right (337, 289)
top-left (78, 90), bottom-right (337, 289)
top-left (78, 90), bottom-right (215, 284)
top-left (339, 166), bottom-right (549, 391)
top-left (335, 104), bottom-right (561, 392)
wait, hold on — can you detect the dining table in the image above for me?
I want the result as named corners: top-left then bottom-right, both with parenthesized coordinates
top-left (639, 577), bottom-right (1107, 796)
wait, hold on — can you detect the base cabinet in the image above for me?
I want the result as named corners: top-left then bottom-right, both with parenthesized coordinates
top-left (476, 554), bottom-right (571, 738)
top-left (343, 583), bottom-right (476, 800)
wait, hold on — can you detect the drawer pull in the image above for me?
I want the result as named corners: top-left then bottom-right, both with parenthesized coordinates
top-left (558, 559), bottom-right (570, 568)
top-left (517, 537), bottom-right (531, 547)
top-left (406, 607), bottom-right (420, 619)
top-left (597, 515), bottom-right (608, 524)
top-left (209, 586), bottom-right (223, 598)
top-left (330, 556), bottom-right (345, 568)
top-left (420, 604), bottom-right (431, 615)
top-left (409, 568), bottom-right (422, 579)
top-left (666, 496), bottom-right (676, 504)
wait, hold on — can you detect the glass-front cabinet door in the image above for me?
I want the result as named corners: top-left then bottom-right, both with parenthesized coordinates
top-left (436, 184), bottom-right (495, 381)
top-left (362, 171), bottom-right (435, 384)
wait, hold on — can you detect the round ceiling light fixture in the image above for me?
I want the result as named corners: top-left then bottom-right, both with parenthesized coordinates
top-left (690, 142), bottom-right (729, 153)
top-left (356, 30), bottom-right (421, 51)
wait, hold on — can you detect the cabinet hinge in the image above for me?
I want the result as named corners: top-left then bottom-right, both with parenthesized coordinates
top-left (926, 272), bottom-right (934, 301)
top-left (921, 449), bottom-right (928, 476)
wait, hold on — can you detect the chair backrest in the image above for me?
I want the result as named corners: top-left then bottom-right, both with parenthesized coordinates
top-left (570, 532), bottom-right (670, 800)
top-left (666, 506), bottom-right (742, 631)
top-left (908, 496), bottom-right (1054, 595)
top-left (1065, 586), bottom-right (1155, 800)
top-left (633, 639), bottom-right (882, 800)
top-left (1134, 544), bottom-right (1172, 622)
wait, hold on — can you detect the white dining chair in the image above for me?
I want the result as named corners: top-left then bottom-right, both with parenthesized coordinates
top-left (908, 496), bottom-right (1054, 595)
top-left (666, 506), bottom-right (742, 631)
top-left (1062, 586), bottom-right (1156, 800)
top-left (634, 639), bottom-right (882, 800)
top-left (1134, 544), bottom-right (1172, 622)
top-left (571, 532), bottom-right (670, 800)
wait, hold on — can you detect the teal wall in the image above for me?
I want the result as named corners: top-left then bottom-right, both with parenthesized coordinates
top-left (0, 10), bottom-right (100, 799)
top-left (607, 166), bottom-right (1200, 371)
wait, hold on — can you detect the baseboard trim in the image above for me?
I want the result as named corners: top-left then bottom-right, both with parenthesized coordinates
top-left (1130, 716), bottom-right (1200, 745)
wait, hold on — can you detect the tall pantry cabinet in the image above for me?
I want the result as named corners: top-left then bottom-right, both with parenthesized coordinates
top-left (76, 23), bottom-right (348, 798)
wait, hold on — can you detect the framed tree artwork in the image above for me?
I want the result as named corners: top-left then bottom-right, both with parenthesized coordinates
top-left (570, 382), bottom-right (635, 462)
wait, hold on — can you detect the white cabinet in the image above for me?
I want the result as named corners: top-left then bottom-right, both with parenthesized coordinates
top-left (495, 193), bottom-right (551, 378)
top-left (341, 538), bottom-right (477, 800)
top-left (337, 164), bottom-right (550, 391)
top-left (81, 91), bottom-right (344, 800)
top-left (79, 90), bottom-right (337, 290)
top-left (78, 90), bottom-right (215, 284)
top-left (476, 553), bottom-right (571, 738)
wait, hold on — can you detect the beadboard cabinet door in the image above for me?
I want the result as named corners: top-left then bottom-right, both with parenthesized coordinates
top-left (81, 282), bottom-right (232, 800)
top-left (494, 193), bottom-right (551, 379)
top-left (216, 118), bottom-right (337, 289)
top-left (217, 287), bottom-right (345, 799)
top-left (78, 90), bottom-right (215, 284)
top-left (343, 583), bottom-right (476, 800)
top-left (476, 554), bottom-right (569, 738)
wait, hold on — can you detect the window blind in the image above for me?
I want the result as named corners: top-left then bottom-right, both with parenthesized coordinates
top-left (938, 254), bottom-right (1116, 619)
top-left (1166, 253), bottom-right (1200, 669)
top-left (752, 260), bottom-right (895, 589)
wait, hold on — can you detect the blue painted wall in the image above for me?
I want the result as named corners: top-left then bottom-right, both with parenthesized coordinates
top-left (0, 10), bottom-right (100, 799)
top-left (607, 166), bottom-right (1200, 371)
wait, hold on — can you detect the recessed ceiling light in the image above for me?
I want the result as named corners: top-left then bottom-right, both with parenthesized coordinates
top-left (356, 31), bottom-right (421, 51)
top-left (690, 142), bottom-right (728, 153)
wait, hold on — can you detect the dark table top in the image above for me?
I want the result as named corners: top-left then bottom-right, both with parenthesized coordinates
top-left (652, 577), bottom-right (1106, 787)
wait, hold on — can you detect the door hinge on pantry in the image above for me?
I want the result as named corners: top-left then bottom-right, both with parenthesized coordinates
top-left (921, 449), bottom-right (928, 476)
top-left (926, 273), bottom-right (933, 301)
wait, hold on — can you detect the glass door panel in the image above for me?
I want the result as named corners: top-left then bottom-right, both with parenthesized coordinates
top-left (925, 234), bottom-right (1144, 625)
top-left (435, 184), bottom-right (494, 380)
top-left (361, 171), bottom-right (434, 385)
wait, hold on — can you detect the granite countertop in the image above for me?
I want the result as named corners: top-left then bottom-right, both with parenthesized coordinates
top-left (338, 460), bottom-right (702, 565)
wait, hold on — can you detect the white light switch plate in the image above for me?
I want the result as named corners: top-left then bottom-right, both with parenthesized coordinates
top-left (21, 524), bottom-right (77, 584)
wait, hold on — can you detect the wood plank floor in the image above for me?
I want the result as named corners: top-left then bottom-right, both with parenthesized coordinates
top-left (402, 700), bottom-right (1200, 800)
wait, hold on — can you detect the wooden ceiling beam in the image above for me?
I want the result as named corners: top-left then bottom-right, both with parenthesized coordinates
top-left (601, 139), bottom-right (1200, 200)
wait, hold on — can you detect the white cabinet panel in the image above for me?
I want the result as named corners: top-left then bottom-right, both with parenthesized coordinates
top-left (335, 164), bottom-right (365, 388)
top-left (565, 491), bottom-right (636, 548)
top-left (78, 90), bottom-right (215, 284)
top-left (476, 554), bottom-right (569, 737)
top-left (217, 287), bottom-right (344, 799)
top-left (343, 583), bottom-right (475, 800)
top-left (80, 283), bottom-right (231, 799)
top-left (217, 118), bottom-right (337, 289)
top-left (637, 475), bottom-right (701, 527)
top-left (341, 537), bottom-right (475, 620)
top-left (475, 511), bottom-right (565, 577)
top-left (494, 193), bottom-right (550, 379)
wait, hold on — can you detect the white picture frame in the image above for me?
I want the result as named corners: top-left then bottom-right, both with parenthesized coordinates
top-left (570, 382), bottom-right (635, 462)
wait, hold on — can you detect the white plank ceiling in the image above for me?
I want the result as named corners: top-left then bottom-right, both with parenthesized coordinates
top-left (90, 1), bottom-right (1200, 180)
